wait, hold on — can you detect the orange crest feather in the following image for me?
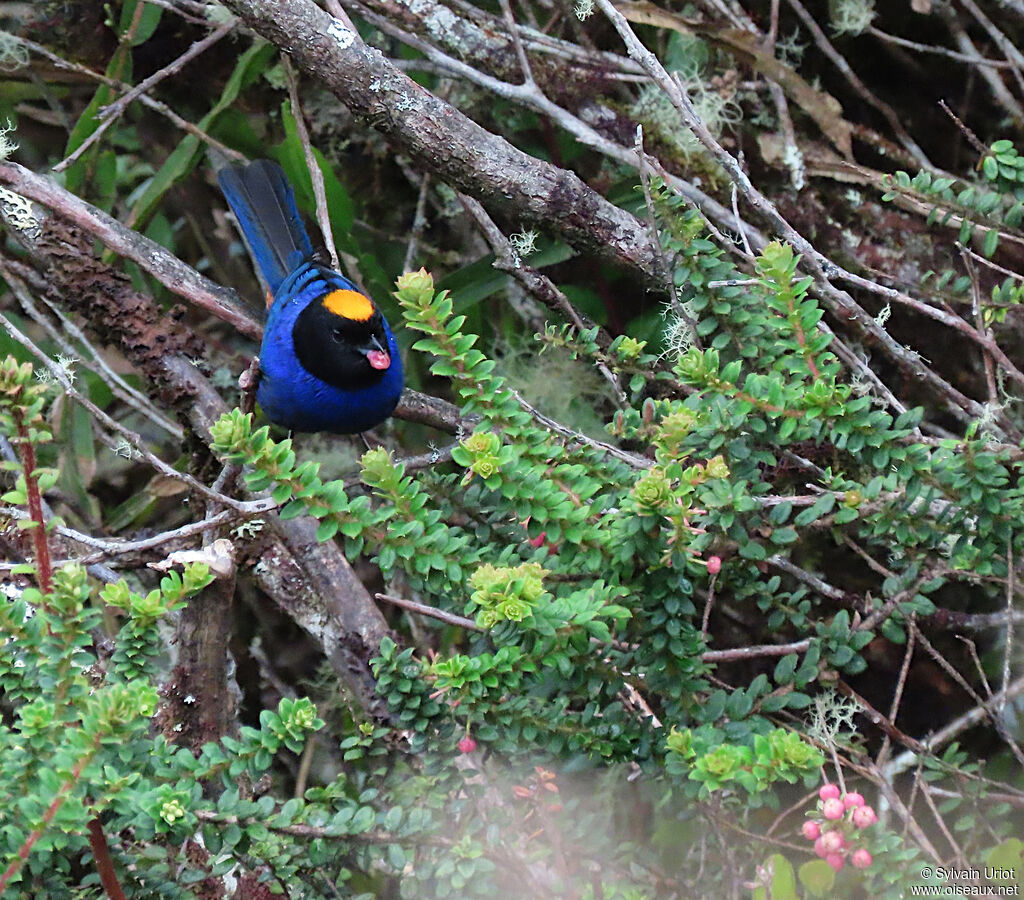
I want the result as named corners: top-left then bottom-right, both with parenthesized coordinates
top-left (323, 289), bottom-right (374, 321)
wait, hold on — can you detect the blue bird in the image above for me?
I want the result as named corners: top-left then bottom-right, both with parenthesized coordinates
top-left (217, 160), bottom-right (403, 433)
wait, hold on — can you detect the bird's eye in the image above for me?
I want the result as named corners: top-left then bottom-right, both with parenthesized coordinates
top-left (331, 327), bottom-right (344, 341)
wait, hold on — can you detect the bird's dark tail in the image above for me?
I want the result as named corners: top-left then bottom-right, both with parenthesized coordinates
top-left (217, 160), bottom-right (315, 296)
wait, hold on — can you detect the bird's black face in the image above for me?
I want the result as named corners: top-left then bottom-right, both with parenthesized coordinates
top-left (292, 289), bottom-right (392, 390)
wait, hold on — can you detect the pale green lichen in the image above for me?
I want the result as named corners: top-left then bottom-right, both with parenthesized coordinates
top-left (0, 32), bottom-right (28, 71)
top-left (574, 0), bottom-right (595, 19)
top-left (662, 302), bottom-right (699, 361)
top-left (829, 0), bottom-right (876, 36)
top-left (0, 187), bottom-right (40, 240)
top-left (509, 229), bottom-right (539, 259)
top-left (632, 78), bottom-right (741, 163)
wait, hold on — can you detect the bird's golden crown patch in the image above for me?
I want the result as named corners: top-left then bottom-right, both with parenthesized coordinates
top-left (323, 289), bottom-right (374, 321)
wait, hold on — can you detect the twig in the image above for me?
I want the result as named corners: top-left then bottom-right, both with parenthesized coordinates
top-left (879, 621), bottom-right (917, 767)
top-left (927, 605), bottom-right (1024, 632)
top-left (2, 502), bottom-right (273, 561)
top-left (702, 638), bottom-right (810, 663)
top-left (957, 241), bottom-right (1024, 283)
top-left (498, 0), bottom-right (536, 88)
top-left (916, 779), bottom-right (964, 864)
top-left (458, 194), bottom-right (629, 406)
top-left (14, 34), bottom-right (243, 165)
top-left (375, 592), bottom-right (481, 630)
top-left (729, 174), bottom-right (754, 260)
top-left (507, 388), bottom-right (651, 468)
top-left (938, 8), bottom-right (1024, 124)
top-left (869, 27), bottom-right (1015, 69)
top-left (283, 56), bottom-right (341, 272)
top-left (0, 310), bottom-right (253, 512)
top-left (700, 572), bottom-right (717, 640)
top-left (957, 633), bottom-right (994, 701)
top-left (596, 0), bottom-right (988, 429)
top-left (958, 244), bottom-right (998, 406)
top-left (912, 624), bottom-right (1024, 769)
top-left (0, 162), bottom-right (260, 340)
top-left (294, 735), bottom-right (317, 798)
top-left (11, 276), bottom-right (183, 438)
top-left (767, 555), bottom-right (847, 601)
top-left (767, 0), bottom-right (780, 48)
top-left (939, 100), bottom-right (989, 157)
top-left (784, 0), bottom-right (932, 168)
top-left (403, 172), bottom-right (431, 273)
top-left (54, 21), bottom-right (234, 173)
top-left (1001, 536), bottom-right (1015, 715)
top-left (957, 0), bottom-right (1024, 90)
top-left (144, 0), bottom-right (212, 22)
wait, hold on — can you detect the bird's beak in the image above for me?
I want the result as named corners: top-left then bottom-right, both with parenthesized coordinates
top-left (364, 334), bottom-right (391, 370)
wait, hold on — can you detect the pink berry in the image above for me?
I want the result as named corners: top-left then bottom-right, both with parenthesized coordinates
top-left (822, 797), bottom-right (845, 820)
top-left (826, 853), bottom-right (845, 872)
top-left (813, 836), bottom-right (829, 858)
top-left (819, 783), bottom-right (841, 801)
top-left (819, 830), bottom-right (844, 854)
top-left (852, 805), bottom-right (878, 828)
top-left (801, 821), bottom-right (821, 841)
top-left (843, 791), bottom-right (865, 809)
top-left (706, 555), bottom-right (722, 575)
top-left (851, 849), bottom-right (873, 869)
top-left (457, 736), bottom-right (477, 754)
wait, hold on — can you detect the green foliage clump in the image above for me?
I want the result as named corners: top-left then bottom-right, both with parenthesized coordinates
top-left (666, 725), bottom-right (825, 795)
top-left (5, 1), bottom-right (1024, 895)
top-left (203, 198), bottom-right (1024, 890)
top-left (7, 174), bottom-right (1023, 891)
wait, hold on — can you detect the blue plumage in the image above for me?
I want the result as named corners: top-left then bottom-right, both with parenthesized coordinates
top-left (218, 160), bottom-right (313, 295)
top-left (218, 161), bottom-right (403, 434)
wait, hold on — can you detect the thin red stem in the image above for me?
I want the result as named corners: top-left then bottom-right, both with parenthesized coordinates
top-left (87, 818), bottom-right (127, 900)
top-left (14, 417), bottom-right (53, 593)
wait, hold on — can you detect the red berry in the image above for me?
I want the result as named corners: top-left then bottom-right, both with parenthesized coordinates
top-left (822, 797), bottom-right (845, 820)
top-left (819, 783), bottom-right (841, 801)
top-left (843, 791), bottom-right (865, 809)
top-left (852, 805), bottom-right (878, 828)
top-left (706, 555), bottom-right (722, 575)
top-left (801, 821), bottom-right (821, 841)
top-left (851, 849), bottom-right (873, 869)
top-left (826, 852), bottom-right (845, 872)
top-left (819, 830), bottom-right (844, 854)
top-left (457, 736), bottom-right (477, 754)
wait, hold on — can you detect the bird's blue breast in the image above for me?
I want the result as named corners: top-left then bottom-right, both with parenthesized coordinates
top-left (257, 263), bottom-right (403, 433)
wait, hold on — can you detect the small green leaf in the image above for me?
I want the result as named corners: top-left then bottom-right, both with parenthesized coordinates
top-left (798, 859), bottom-right (836, 897)
top-left (983, 227), bottom-right (999, 258)
top-left (316, 519), bottom-right (340, 542)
